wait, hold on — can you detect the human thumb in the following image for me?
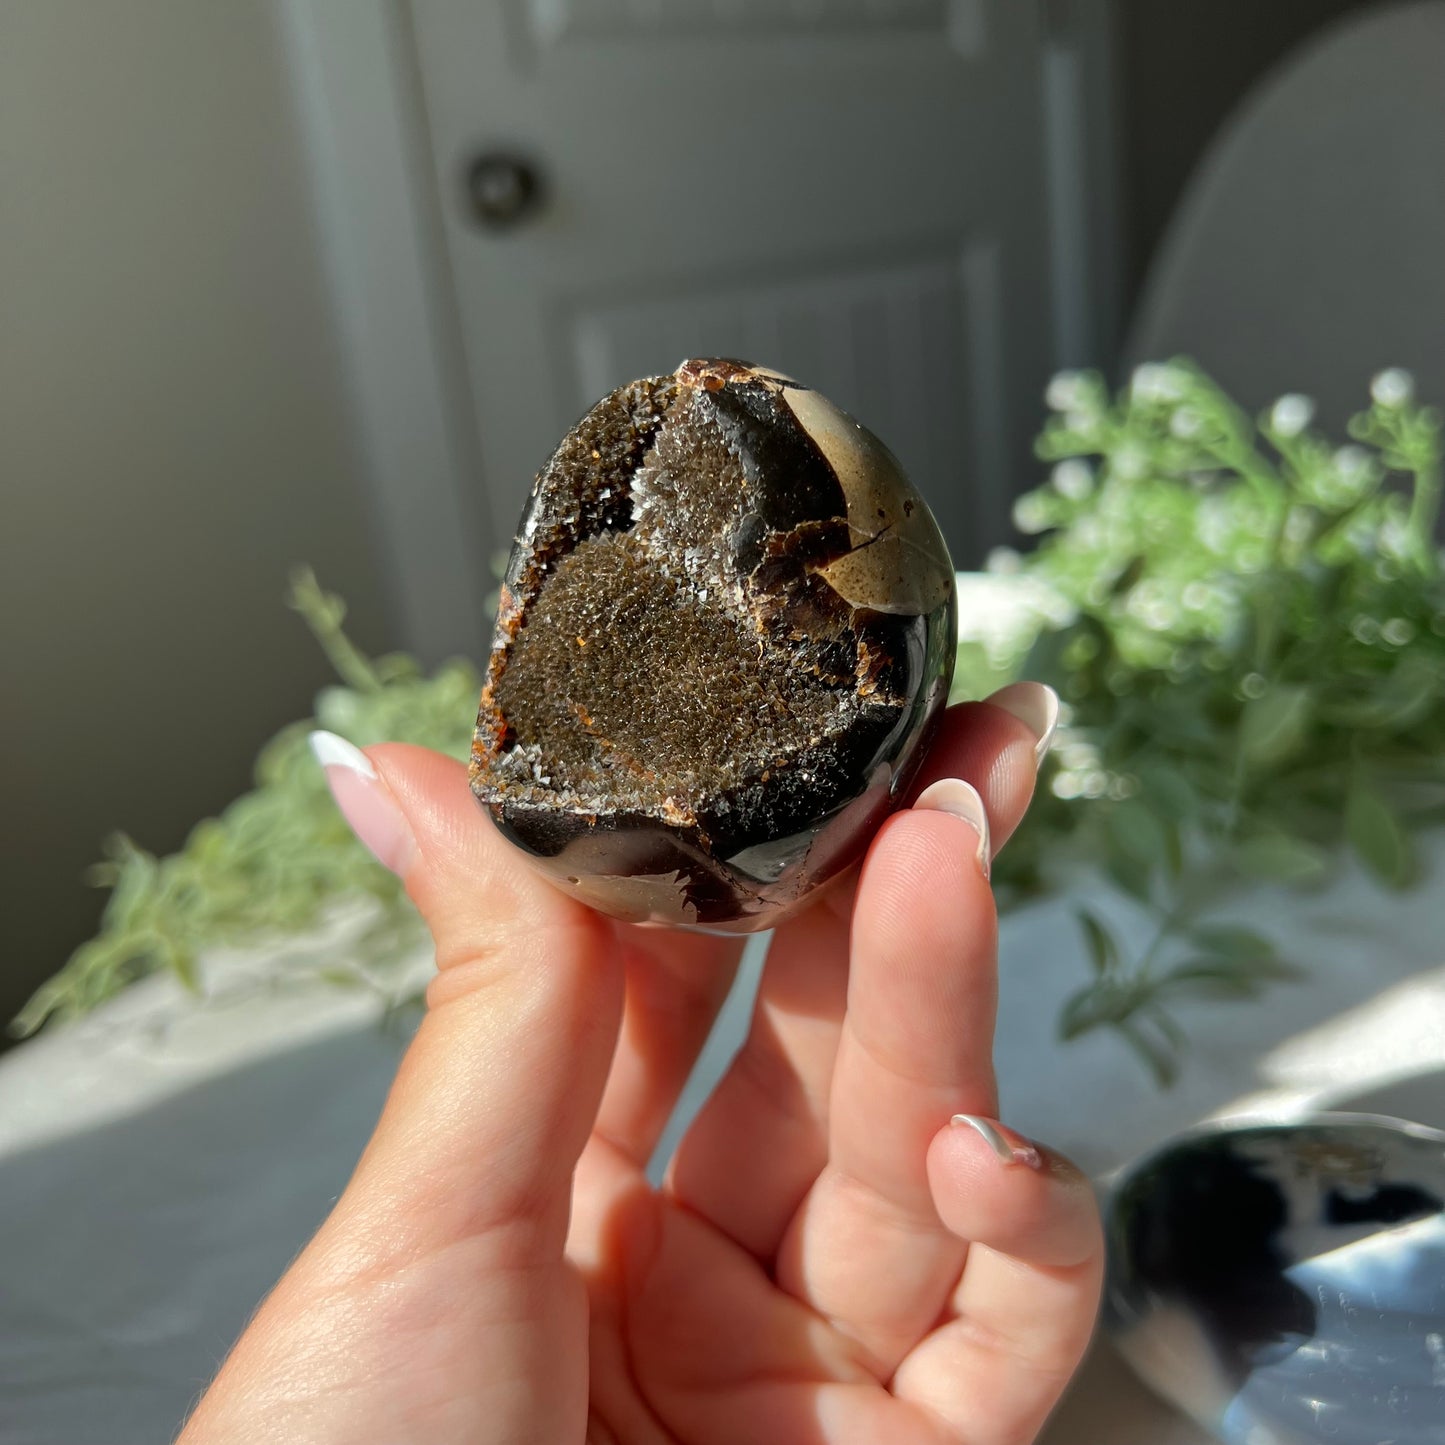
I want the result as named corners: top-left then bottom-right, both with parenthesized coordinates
top-left (176, 740), bottom-right (622, 1445)
top-left (308, 737), bottom-right (625, 1267)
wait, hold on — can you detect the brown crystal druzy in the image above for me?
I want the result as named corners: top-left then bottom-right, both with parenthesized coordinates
top-left (469, 359), bottom-right (957, 931)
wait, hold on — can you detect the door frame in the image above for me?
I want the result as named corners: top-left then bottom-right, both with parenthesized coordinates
top-left (276, 0), bottom-right (493, 663)
top-left (276, 0), bottom-right (1122, 657)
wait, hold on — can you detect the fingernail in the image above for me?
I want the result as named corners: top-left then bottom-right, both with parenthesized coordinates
top-left (951, 1114), bottom-right (1043, 1170)
top-left (913, 778), bottom-right (991, 878)
top-left (984, 681), bottom-right (1060, 763)
top-left (308, 731), bottom-right (415, 875)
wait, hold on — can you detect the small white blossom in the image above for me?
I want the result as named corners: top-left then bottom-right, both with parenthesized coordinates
top-left (1379, 513), bottom-right (1412, 558)
top-left (1170, 406), bottom-right (1205, 439)
top-left (1269, 394), bottom-right (1315, 438)
top-left (1333, 445), bottom-right (1373, 488)
top-left (1112, 442), bottom-right (1149, 482)
top-left (1046, 370), bottom-right (1087, 413)
top-left (1130, 363), bottom-right (1186, 406)
top-left (1011, 493), bottom-right (1051, 535)
top-left (1371, 367), bottom-right (1414, 408)
top-left (984, 546), bottom-right (1022, 575)
top-left (1051, 458), bottom-right (1094, 500)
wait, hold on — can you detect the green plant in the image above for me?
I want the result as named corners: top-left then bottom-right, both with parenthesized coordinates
top-left (955, 363), bottom-right (1444, 1081)
top-left (17, 365), bottom-right (1443, 1087)
top-left (12, 572), bottom-right (479, 1036)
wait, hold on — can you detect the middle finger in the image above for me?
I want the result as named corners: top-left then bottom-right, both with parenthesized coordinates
top-left (666, 692), bottom-right (1049, 1264)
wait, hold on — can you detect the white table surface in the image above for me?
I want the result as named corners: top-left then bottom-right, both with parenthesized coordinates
top-left (3, 833), bottom-right (1443, 1445)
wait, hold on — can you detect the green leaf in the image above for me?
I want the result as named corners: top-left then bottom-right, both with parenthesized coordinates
top-left (1188, 924), bottom-right (1277, 962)
top-left (1105, 801), bottom-right (1169, 867)
top-left (1233, 832), bottom-right (1331, 884)
top-left (1346, 778), bottom-right (1416, 887)
top-left (1160, 955), bottom-right (1299, 1002)
top-left (1105, 849), bottom-right (1154, 906)
top-left (1118, 1018), bottom-right (1181, 1087)
top-left (1160, 960), bottom-right (1265, 1001)
top-left (1075, 908), bottom-right (1120, 977)
top-left (1134, 763), bottom-right (1199, 822)
top-left (1238, 685), bottom-right (1313, 767)
top-left (1323, 655), bottom-right (1441, 731)
top-left (317, 967), bottom-right (369, 991)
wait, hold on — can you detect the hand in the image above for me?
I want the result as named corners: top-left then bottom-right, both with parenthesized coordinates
top-left (179, 686), bottom-right (1101, 1445)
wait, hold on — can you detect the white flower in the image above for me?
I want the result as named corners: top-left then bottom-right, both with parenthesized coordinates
top-left (984, 546), bottom-right (1022, 575)
top-left (1046, 371), bottom-right (1087, 413)
top-left (1011, 493), bottom-right (1052, 535)
top-left (1332, 444), bottom-right (1374, 496)
top-left (1111, 442), bottom-right (1149, 482)
top-left (1379, 513), bottom-right (1412, 559)
top-left (1170, 406), bottom-right (1204, 439)
top-left (1269, 394), bottom-right (1315, 438)
top-left (1051, 458), bottom-right (1094, 500)
top-left (1371, 368), bottom-right (1414, 408)
top-left (1130, 363), bottom-right (1185, 406)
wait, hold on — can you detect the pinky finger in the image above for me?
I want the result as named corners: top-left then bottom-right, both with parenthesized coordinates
top-left (890, 1117), bottom-right (1104, 1445)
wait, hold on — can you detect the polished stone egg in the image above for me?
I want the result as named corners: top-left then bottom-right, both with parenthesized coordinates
top-left (468, 358), bottom-right (956, 931)
top-left (1105, 1114), bottom-right (1445, 1445)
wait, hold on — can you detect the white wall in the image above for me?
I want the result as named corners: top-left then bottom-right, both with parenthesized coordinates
top-left (0, 1), bottom-right (396, 1026)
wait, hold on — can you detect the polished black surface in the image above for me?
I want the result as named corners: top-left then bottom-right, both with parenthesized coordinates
top-left (1105, 1115), bottom-right (1445, 1444)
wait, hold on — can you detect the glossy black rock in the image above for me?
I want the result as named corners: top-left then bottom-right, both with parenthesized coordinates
top-left (1105, 1115), bottom-right (1445, 1445)
top-left (469, 358), bottom-right (956, 930)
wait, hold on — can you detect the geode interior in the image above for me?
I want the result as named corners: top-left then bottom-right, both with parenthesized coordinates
top-left (469, 358), bottom-right (956, 930)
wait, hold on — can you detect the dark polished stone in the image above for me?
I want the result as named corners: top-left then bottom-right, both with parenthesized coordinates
top-left (1105, 1114), bottom-right (1445, 1444)
top-left (469, 359), bottom-right (957, 931)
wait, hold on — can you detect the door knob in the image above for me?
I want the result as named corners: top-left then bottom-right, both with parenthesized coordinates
top-left (465, 151), bottom-right (545, 230)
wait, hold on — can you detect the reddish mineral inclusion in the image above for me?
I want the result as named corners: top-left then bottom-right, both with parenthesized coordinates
top-left (469, 359), bottom-right (957, 931)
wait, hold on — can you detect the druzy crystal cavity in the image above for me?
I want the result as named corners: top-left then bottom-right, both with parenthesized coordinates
top-left (469, 358), bottom-right (956, 930)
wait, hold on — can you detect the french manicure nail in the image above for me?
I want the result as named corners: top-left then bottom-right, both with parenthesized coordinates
top-left (913, 778), bottom-right (991, 877)
top-left (308, 731), bottom-right (415, 875)
top-left (951, 1114), bottom-right (1043, 1170)
top-left (984, 681), bottom-right (1060, 763)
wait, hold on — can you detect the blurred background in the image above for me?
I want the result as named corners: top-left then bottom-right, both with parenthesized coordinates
top-left (2, 0), bottom-right (1441, 1033)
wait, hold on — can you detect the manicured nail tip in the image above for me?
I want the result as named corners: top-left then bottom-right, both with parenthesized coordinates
top-left (984, 681), bottom-right (1060, 763)
top-left (951, 1114), bottom-right (1043, 1169)
top-left (308, 730), bottom-right (377, 780)
top-left (913, 778), bottom-right (991, 876)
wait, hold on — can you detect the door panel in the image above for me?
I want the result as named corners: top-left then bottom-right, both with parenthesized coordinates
top-left (407, 0), bottom-right (1054, 568)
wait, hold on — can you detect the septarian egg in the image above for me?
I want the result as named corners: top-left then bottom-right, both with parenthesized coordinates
top-left (469, 358), bottom-right (956, 931)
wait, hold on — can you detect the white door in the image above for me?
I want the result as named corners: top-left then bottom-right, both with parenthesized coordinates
top-left (406, 0), bottom-right (1068, 577)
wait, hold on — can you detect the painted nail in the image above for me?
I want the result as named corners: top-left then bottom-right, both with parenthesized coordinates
top-left (308, 731), bottom-right (415, 875)
top-left (951, 1114), bottom-right (1044, 1170)
top-left (913, 778), bottom-right (991, 877)
top-left (984, 681), bottom-right (1060, 763)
